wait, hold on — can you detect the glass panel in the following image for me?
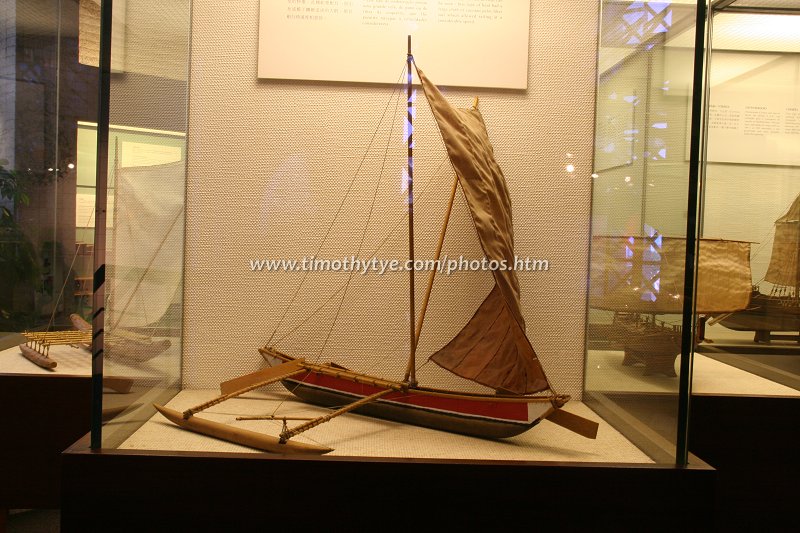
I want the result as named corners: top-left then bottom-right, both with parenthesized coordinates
top-left (98, 0), bottom-right (190, 448)
top-left (1, 1), bottom-right (99, 372)
top-left (697, 7), bottom-right (800, 393)
top-left (586, 0), bottom-right (702, 463)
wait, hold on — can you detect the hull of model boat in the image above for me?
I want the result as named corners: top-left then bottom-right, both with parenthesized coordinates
top-left (622, 330), bottom-right (680, 377)
top-left (19, 344), bottom-right (57, 369)
top-left (260, 351), bottom-right (554, 439)
top-left (718, 292), bottom-right (800, 333)
top-left (603, 316), bottom-right (681, 376)
top-left (281, 377), bottom-right (547, 439)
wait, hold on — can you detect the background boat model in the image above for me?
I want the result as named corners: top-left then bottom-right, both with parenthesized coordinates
top-left (714, 194), bottom-right (800, 343)
top-left (589, 233), bottom-right (752, 376)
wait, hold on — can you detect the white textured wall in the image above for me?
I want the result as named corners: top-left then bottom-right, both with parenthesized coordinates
top-left (704, 51), bottom-right (800, 285)
top-left (183, 0), bottom-right (599, 399)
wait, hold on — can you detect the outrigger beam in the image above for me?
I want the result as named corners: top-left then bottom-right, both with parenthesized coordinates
top-left (183, 359), bottom-right (306, 418)
top-left (280, 389), bottom-right (393, 442)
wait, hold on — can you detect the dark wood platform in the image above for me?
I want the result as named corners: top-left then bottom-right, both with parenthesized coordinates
top-left (61, 436), bottom-right (715, 531)
top-left (0, 373), bottom-right (91, 509)
top-left (690, 393), bottom-right (799, 531)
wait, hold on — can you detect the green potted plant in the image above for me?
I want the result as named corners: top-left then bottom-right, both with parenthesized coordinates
top-left (0, 160), bottom-right (41, 331)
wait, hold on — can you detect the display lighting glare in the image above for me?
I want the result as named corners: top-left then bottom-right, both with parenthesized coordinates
top-left (565, 164), bottom-right (575, 173)
top-left (720, 14), bottom-right (800, 52)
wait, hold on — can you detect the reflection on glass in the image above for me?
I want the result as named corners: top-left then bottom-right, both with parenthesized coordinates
top-left (586, 0), bottom-right (700, 463)
top-left (698, 4), bottom-right (800, 392)
top-left (98, 0), bottom-right (190, 448)
top-left (1, 0), bottom-right (97, 358)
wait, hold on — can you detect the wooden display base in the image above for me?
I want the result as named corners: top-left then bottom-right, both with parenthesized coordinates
top-left (61, 435), bottom-right (715, 529)
top-left (0, 374), bottom-right (91, 510)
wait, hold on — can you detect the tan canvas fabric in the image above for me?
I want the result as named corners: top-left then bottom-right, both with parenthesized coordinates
top-left (417, 66), bottom-right (550, 394)
top-left (429, 285), bottom-right (550, 394)
top-left (589, 236), bottom-right (752, 314)
top-left (765, 195), bottom-right (800, 287)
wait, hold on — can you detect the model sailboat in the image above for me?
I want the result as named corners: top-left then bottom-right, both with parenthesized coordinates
top-left (715, 193), bottom-right (800, 341)
top-left (589, 233), bottom-right (752, 375)
top-left (155, 43), bottom-right (599, 454)
top-left (17, 145), bottom-right (178, 370)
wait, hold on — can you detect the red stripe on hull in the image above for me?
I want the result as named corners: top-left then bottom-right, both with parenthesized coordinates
top-left (287, 371), bottom-right (534, 423)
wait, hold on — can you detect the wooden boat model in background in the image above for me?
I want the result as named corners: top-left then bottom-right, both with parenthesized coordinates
top-left (713, 194), bottom-right (800, 342)
top-left (156, 44), bottom-right (599, 454)
top-left (589, 234), bottom-right (752, 376)
top-left (19, 312), bottom-right (170, 370)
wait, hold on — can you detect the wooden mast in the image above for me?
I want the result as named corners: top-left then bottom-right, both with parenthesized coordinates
top-left (404, 35), bottom-right (417, 386)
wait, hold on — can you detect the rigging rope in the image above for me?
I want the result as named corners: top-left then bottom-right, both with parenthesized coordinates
top-left (266, 62), bottom-right (408, 417)
top-left (272, 154), bottom-right (450, 347)
top-left (314, 68), bottom-right (406, 360)
top-left (43, 188), bottom-right (101, 336)
top-left (266, 62), bottom-right (409, 347)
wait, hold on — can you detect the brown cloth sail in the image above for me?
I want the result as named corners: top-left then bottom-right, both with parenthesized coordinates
top-left (765, 195), bottom-right (800, 288)
top-left (589, 236), bottom-right (752, 314)
top-left (416, 66), bottom-right (549, 395)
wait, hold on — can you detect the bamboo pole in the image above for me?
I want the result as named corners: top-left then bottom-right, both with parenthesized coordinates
top-left (279, 389), bottom-right (392, 442)
top-left (23, 331), bottom-right (92, 343)
top-left (235, 416), bottom-right (315, 421)
top-left (413, 173), bottom-right (459, 347)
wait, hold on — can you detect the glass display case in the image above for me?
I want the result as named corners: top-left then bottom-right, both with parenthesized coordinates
top-left (695, 0), bottom-right (800, 392)
top-left (81, 1), bottom-right (712, 458)
top-left (83, 0), bottom-right (706, 467)
top-left (0, 0), bottom-right (98, 364)
top-left (690, 1), bottom-right (800, 529)
top-left (0, 0), bottom-right (186, 517)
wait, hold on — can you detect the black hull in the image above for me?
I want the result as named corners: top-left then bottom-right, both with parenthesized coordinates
top-left (282, 380), bottom-right (541, 440)
top-left (719, 292), bottom-right (800, 337)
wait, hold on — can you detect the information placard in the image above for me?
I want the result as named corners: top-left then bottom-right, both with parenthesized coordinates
top-left (258, 0), bottom-right (530, 89)
top-left (707, 88), bottom-right (800, 166)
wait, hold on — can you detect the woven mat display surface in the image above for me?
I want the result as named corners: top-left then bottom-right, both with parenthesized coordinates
top-left (119, 389), bottom-right (653, 463)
